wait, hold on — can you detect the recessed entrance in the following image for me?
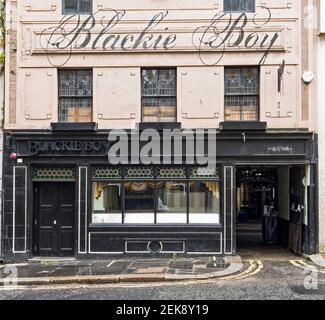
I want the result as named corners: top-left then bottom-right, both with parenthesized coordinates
top-left (236, 167), bottom-right (278, 248)
top-left (34, 183), bottom-right (75, 256)
top-left (236, 165), bottom-right (306, 255)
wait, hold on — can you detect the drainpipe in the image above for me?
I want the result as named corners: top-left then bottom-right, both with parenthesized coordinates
top-left (0, 0), bottom-right (5, 260)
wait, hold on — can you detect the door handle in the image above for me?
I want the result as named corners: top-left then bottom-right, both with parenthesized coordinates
top-left (53, 220), bottom-right (57, 225)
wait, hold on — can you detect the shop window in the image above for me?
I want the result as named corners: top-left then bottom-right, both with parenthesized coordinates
top-left (189, 181), bottom-right (220, 224)
top-left (141, 68), bottom-right (177, 123)
top-left (58, 69), bottom-right (93, 123)
top-left (224, 67), bottom-right (259, 121)
top-left (91, 166), bottom-right (221, 225)
top-left (124, 182), bottom-right (155, 223)
top-left (223, 0), bottom-right (255, 12)
top-left (156, 182), bottom-right (187, 223)
top-left (92, 182), bottom-right (122, 224)
top-left (63, 0), bottom-right (92, 15)
top-left (124, 182), bottom-right (155, 211)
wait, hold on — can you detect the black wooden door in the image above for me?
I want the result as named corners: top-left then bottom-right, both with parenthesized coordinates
top-left (35, 183), bottom-right (75, 256)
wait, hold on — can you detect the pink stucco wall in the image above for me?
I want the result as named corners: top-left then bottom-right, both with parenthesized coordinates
top-left (4, 0), bottom-right (316, 131)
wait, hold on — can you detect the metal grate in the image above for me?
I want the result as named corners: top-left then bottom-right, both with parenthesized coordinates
top-left (33, 168), bottom-right (75, 181)
top-left (125, 167), bottom-right (154, 179)
top-left (93, 168), bottom-right (122, 179)
top-left (190, 167), bottom-right (220, 179)
top-left (157, 167), bottom-right (187, 179)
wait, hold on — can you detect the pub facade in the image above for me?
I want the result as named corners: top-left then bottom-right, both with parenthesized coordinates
top-left (0, 0), bottom-right (319, 261)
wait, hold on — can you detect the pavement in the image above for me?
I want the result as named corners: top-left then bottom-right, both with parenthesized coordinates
top-left (0, 255), bottom-right (243, 286)
top-left (308, 254), bottom-right (325, 268)
top-left (1, 247), bottom-right (324, 300)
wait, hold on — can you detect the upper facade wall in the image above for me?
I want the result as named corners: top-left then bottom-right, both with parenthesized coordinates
top-left (5, 0), bottom-right (316, 130)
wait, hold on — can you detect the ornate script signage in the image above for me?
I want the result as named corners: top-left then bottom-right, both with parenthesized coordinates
top-left (39, 7), bottom-right (281, 67)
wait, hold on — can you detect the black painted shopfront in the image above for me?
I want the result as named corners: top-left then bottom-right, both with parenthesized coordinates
top-left (0, 129), bottom-right (319, 261)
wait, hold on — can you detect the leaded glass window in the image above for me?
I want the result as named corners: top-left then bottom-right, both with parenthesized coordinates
top-left (190, 167), bottom-right (220, 180)
top-left (63, 0), bottom-right (92, 15)
top-left (59, 70), bottom-right (93, 123)
top-left (223, 0), bottom-right (255, 12)
top-left (33, 168), bottom-right (75, 181)
top-left (125, 167), bottom-right (154, 179)
top-left (93, 168), bottom-right (122, 180)
top-left (224, 67), bottom-right (259, 121)
top-left (141, 68), bottom-right (177, 123)
top-left (157, 167), bottom-right (186, 179)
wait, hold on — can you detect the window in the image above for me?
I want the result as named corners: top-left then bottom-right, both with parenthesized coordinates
top-left (58, 70), bottom-right (93, 123)
top-left (91, 167), bottom-right (221, 225)
top-left (141, 68), bottom-right (177, 122)
top-left (224, 67), bottom-right (259, 121)
top-left (223, 0), bottom-right (255, 12)
top-left (63, 0), bottom-right (92, 15)
top-left (156, 182), bottom-right (187, 223)
top-left (92, 183), bottom-right (122, 223)
top-left (189, 182), bottom-right (220, 223)
top-left (124, 182), bottom-right (155, 212)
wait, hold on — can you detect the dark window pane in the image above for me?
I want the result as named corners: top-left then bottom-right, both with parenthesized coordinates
top-left (63, 0), bottom-right (92, 14)
top-left (225, 67), bottom-right (259, 95)
top-left (224, 0), bottom-right (255, 12)
top-left (63, 0), bottom-right (78, 14)
top-left (125, 182), bottom-right (155, 211)
top-left (79, 0), bottom-right (92, 14)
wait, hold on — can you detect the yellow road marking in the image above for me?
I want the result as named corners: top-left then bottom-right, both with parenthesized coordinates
top-left (290, 260), bottom-right (325, 274)
top-left (0, 261), bottom-right (263, 290)
top-left (218, 260), bottom-right (263, 281)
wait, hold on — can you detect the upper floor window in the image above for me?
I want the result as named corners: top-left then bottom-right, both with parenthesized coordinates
top-left (224, 67), bottom-right (259, 121)
top-left (223, 0), bottom-right (255, 13)
top-left (59, 69), bottom-right (93, 123)
top-left (141, 68), bottom-right (177, 123)
top-left (63, 0), bottom-right (92, 15)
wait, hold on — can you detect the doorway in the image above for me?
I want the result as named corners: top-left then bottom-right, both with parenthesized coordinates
top-left (34, 183), bottom-right (75, 256)
top-left (236, 167), bottom-right (278, 248)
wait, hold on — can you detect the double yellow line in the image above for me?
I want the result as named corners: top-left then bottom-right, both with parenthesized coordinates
top-left (290, 260), bottom-right (325, 274)
top-left (218, 260), bottom-right (264, 281)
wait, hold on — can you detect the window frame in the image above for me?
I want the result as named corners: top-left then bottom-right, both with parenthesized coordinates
top-left (91, 167), bottom-right (222, 226)
top-left (224, 66), bottom-right (260, 122)
top-left (223, 0), bottom-right (255, 13)
top-left (62, 0), bottom-right (93, 15)
top-left (58, 68), bottom-right (93, 123)
top-left (141, 67), bottom-right (177, 123)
